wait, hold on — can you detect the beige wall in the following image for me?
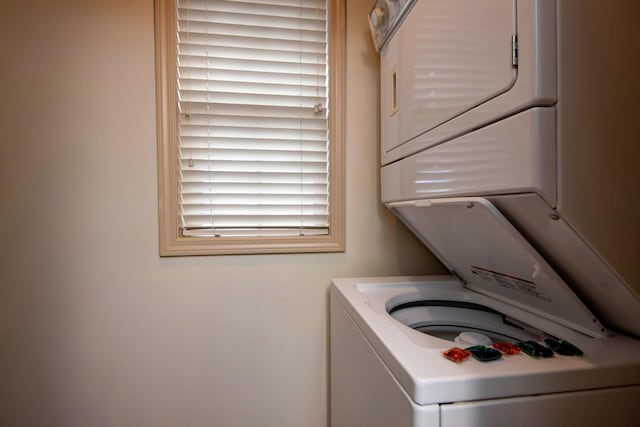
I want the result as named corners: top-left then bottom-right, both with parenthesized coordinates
top-left (0, 0), bottom-right (443, 426)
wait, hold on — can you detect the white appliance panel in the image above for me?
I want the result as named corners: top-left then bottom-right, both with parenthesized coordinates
top-left (331, 277), bottom-right (640, 408)
top-left (381, 108), bottom-right (556, 206)
top-left (440, 386), bottom-right (640, 427)
top-left (381, 29), bottom-right (400, 156)
top-left (388, 198), bottom-right (606, 337)
top-left (381, 0), bottom-right (516, 155)
top-left (331, 294), bottom-right (440, 427)
top-left (380, 0), bottom-right (557, 165)
top-left (489, 194), bottom-right (640, 337)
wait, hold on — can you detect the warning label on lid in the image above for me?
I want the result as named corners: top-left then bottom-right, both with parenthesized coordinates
top-left (470, 265), bottom-right (552, 302)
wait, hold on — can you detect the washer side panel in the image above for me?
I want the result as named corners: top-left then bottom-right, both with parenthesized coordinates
top-left (330, 293), bottom-right (439, 427)
top-left (440, 385), bottom-right (640, 426)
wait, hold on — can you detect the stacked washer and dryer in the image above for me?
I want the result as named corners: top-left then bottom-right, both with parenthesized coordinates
top-left (330, 0), bottom-right (640, 426)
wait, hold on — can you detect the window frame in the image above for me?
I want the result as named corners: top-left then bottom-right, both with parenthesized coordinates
top-left (154, 0), bottom-right (345, 256)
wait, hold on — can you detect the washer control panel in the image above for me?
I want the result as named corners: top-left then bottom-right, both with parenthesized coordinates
top-left (368, 0), bottom-right (415, 52)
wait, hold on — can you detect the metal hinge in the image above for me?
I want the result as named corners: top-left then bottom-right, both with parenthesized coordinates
top-left (511, 34), bottom-right (519, 67)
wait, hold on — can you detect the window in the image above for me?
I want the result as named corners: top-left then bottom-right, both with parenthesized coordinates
top-left (155, 0), bottom-right (345, 255)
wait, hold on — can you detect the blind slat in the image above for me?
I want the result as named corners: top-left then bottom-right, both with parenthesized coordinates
top-left (178, 32), bottom-right (326, 50)
top-left (177, 49), bottom-right (326, 66)
top-left (180, 147), bottom-right (327, 159)
top-left (182, 0), bottom-right (326, 11)
top-left (178, 91), bottom-right (326, 109)
top-left (179, 182), bottom-right (328, 193)
top-left (182, 215), bottom-right (330, 228)
top-left (182, 229), bottom-right (329, 237)
top-left (180, 162), bottom-right (328, 174)
top-left (177, 10), bottom-right (325, 30)
top-left (178, 56), bottom-right (325, 74)
top-left (179, 138), bottom-right (327, 152)
top-left (178, 81), bottom-right (326, 98)
top-left (181, 193), bottom-right (329, 204)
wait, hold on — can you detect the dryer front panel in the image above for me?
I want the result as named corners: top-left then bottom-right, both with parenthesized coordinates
top-left (381, 108), bottom-right (556, 207)
top-left (381, 0), bottom-right (517, 154)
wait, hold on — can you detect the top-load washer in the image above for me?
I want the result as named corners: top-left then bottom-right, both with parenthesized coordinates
top-left (330, 198), bottom-right (640, 426)
top-left (331, 274), bottom-right (640, 426)
top-left (330, 0), bottom-right (640, 426)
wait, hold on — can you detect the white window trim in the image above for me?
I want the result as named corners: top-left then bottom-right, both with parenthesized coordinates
top-left (154, 0), bottom-right (345, 256)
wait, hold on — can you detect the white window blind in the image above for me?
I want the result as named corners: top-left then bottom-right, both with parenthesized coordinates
top-left (176, 0), bottom-right (330, 238)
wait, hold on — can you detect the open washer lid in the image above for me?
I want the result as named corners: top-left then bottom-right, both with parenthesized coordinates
top-left (388, 197), bottom-right (608, 338)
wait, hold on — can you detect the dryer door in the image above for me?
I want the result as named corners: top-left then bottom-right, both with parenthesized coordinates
top-left (381, 0), bottom-right (517, 154)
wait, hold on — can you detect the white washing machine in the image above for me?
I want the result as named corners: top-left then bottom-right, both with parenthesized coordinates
top-left (331, 275), bottom-right (640, 426)
top-left (330, 0), bottom-right (640, 425)
top-left (330, 199), bottom-right (640, 426)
